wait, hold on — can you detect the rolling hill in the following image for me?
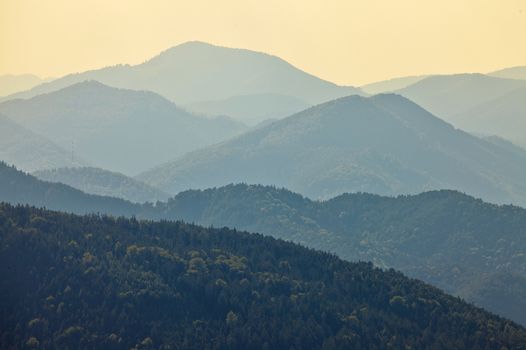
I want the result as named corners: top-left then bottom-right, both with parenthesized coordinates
top-left (0, 81), bottom-right (246, 175)
top-left (1, 41), bottom-right (363, 107)
top-left (137, 93), bottom-right (526, 207)
top-left (0, 114), bottom-right (86, 172)
top-left (33, 167), bottom-right (169, 203)
top-left (1, 202), bottom-right (525, 349)
top-left (2, 162), bottom-right (526, 325)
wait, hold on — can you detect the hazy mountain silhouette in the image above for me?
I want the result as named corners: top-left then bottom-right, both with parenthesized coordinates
top-left (454, 87), bottom-right (526, 148)
top-left (396, 73), bottom-right (526, 121)
top-left (0, 114), bottom-right (85, 172)
top-left (1, 41), bottom-right (363, 106)
top-left (0, 162), bottom-right (138, 215)
top-left (489, 65), bottom-right (526, 80)
top-left (186, 93), bottom-right (311, 126)
top-left (360, 75), bottom-right (429, 94)
top-left (33, 167), bottom-right (169, 203)
top-left (0, 81), bottom-right (246, 175)
top-left (137, 94), bottom-right (526, 206)
top-left (0, 74), bottom-right (51, 97)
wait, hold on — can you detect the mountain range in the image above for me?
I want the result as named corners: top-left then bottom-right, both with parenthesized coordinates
top-left (0, 42), bottom-right (362, 125)
top-left (0, 81), bottom-right (246, 175)
top-left (0, 114), bottom-right (86, 172)
top-left (137, 93), bottom-right (526, 207)
top-left (2, 161), bottom-right (526, 325)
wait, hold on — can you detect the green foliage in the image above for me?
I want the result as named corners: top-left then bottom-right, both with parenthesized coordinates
top-left (1, 203), bottom-right (526, 349)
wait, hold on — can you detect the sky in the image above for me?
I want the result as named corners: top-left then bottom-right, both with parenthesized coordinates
top-left (1, 0), bottom-right (525, 86)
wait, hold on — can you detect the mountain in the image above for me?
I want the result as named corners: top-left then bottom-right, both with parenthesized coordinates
top-left (1, 41), bottom-right (363, 105)
top-left (33, 167), bottom-right (169, 203)
top-left (186, 93), bottom-right (311, 126)
top-left (2, 203), bottom-right (525, 349)
top-left (396, 73), bottom-right (526, 124)
top-left (0, 74), bottom-right (50, 97)
top-left (0, 161), bottom-right (139, 216)
top-left (489, 66), bottom-right (526, 80)
top-left (360, 75), bottom-right (429, 94)
top-left (153, 184), bottom-right (526, 325)
top-left (137, 93), bottom-right (526, 206)
top-left (0, 81), bottom-right (247, 175)
top-left (453, 87), bottom-right (526, 148)
top-left (3, 162), bottom-right (526, 325)
top-left (0, 114), bottom-right (86, 172)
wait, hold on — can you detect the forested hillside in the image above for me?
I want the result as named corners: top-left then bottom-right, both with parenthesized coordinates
top-left (1, 203), bottom-right (525, 349)
top-left (2, 163), bottom-right (526, 325)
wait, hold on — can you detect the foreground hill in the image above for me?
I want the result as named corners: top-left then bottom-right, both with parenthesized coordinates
top-left (1, 203), bottom-right (525, 349)
top-left (2, 163), bottom-right (526, 325)
top-left (1, 42), bottom-right (362, 107)
top-left (138, 93), bottom-right (526, 207)
top-left (155, 184), bottom-right (526, 325)
top-left (0, 81), bottom-right (246, 174)
top-left (0, 114), bottom-right (85, 172)
top-left (33, 167), bottom-right (169, 203)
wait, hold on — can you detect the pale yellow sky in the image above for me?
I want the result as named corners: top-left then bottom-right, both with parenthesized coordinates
top-left (1, 0), bottom-right (525, 85)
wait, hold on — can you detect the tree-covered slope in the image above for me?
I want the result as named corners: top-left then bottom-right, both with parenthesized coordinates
top-left (1, 203), bottom-right (525, 349)
top-left (137, 93), bottom-right (526, 207)
top-left (3, 163), bottom-right (526, 325)
top-left (33, 167), bottom-right (169, 203)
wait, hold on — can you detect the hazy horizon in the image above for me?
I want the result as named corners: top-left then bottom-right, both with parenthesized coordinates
top-left (1, 0), bottom-right (525, 85)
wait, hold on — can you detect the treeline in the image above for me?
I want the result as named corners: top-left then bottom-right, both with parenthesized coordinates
top-left (1, 203), bottom-right (526, 349)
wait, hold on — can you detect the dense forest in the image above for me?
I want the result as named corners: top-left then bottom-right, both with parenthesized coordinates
top-left (2, 162), bottom-right (526, 325)
top-left (1, 203), bottom-right (526, 349)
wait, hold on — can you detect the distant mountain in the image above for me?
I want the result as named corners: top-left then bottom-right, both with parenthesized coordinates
top-left (33, 167), bottom-right (169, 203)
top-left (360, 75), bottom-right (428, 94)
top-left (2, 203), bottom-right (526, 349)
top-left (1, 41), bottom-right (363, 105)
top-left (0, 162), bottom-right (139, 215)
top-left (0, 114), bottom-right (85, 172)
top-left (186, 93), bottom-right (311, 126)
top-left (137, 93), bottom-right (526, 206)
top-left (3, 162), bottom-right (526, 325)
top-left (0, 81), bottom-right (246, 175)
top-left (0, 74), bottom-right (50, 97)
top-left (396, 73), bottom-right (526, 121)
top-left (489, 65), bottom-right (526, 80)
top-left (454, 87), bottom-right (526, 148)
